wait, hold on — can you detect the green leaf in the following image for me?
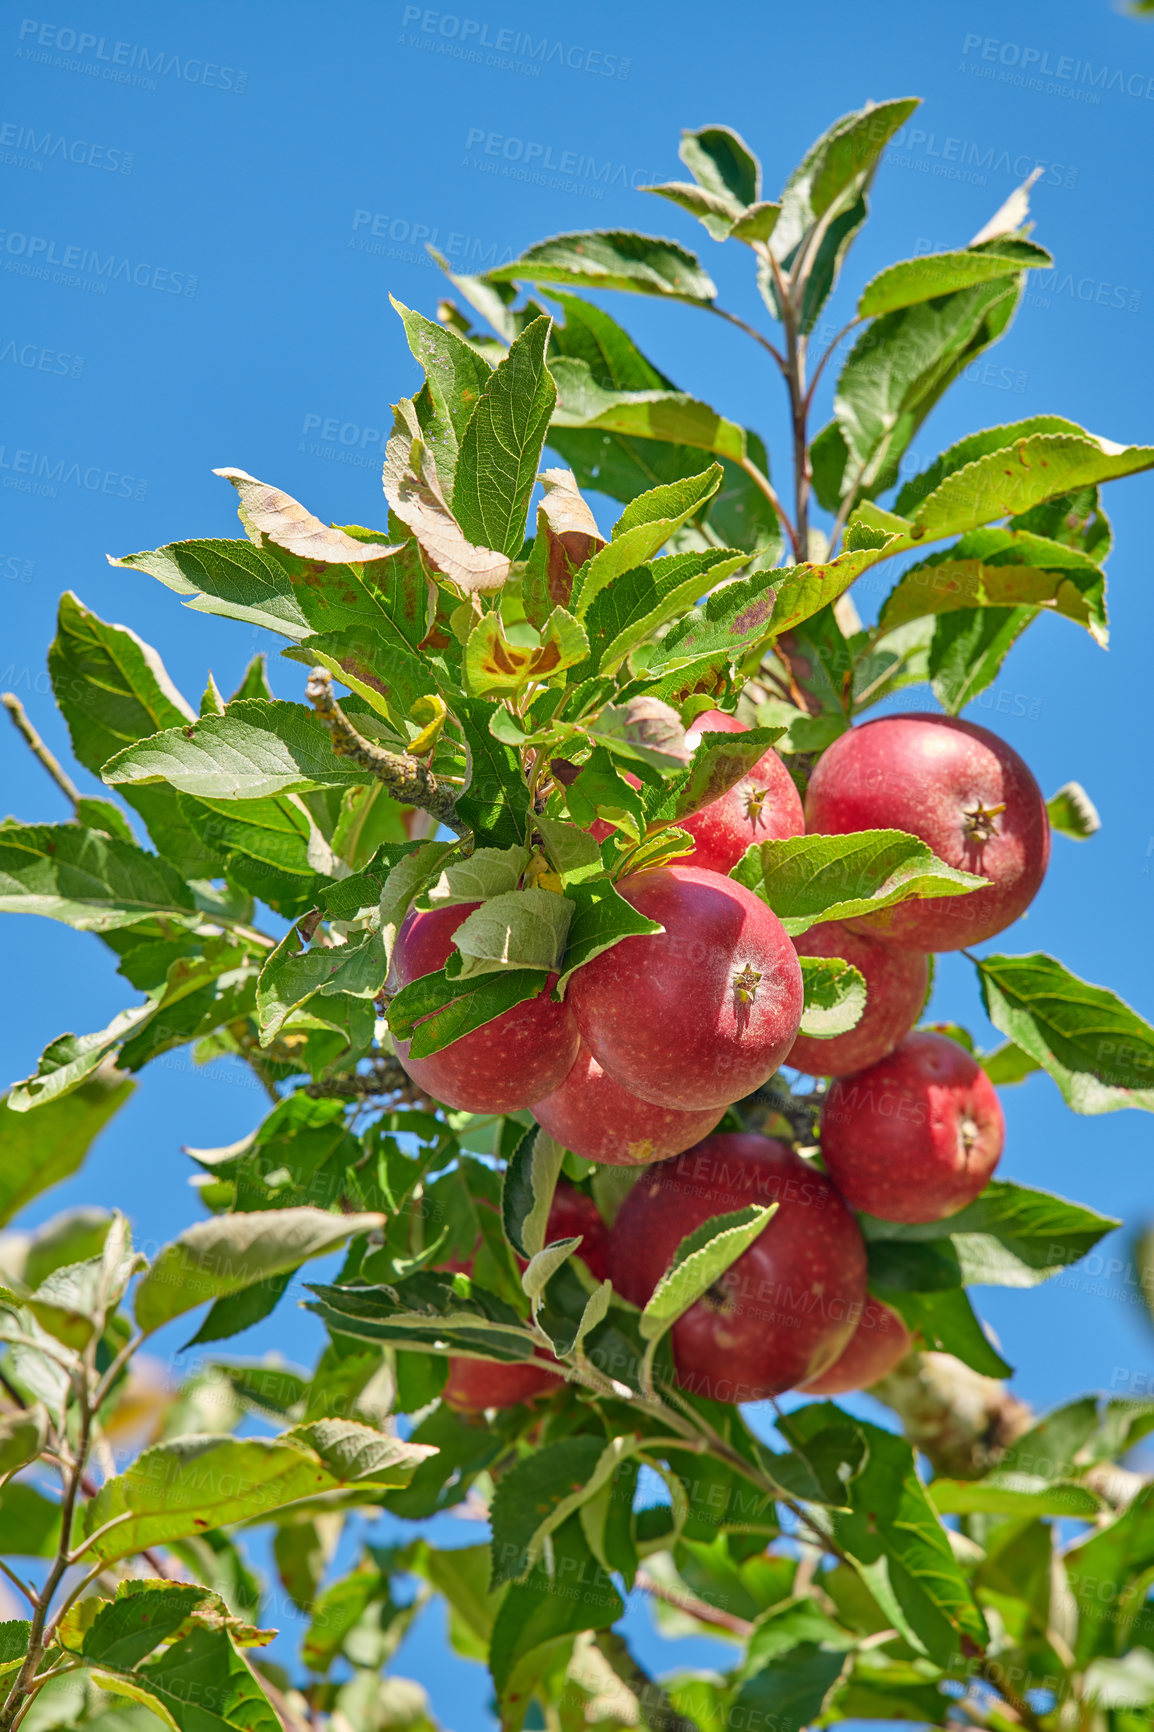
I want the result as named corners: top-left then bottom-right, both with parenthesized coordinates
top-left (642, 178), bottom-right (745, 241)
top-left (379, 838), bottom-right (456, 963)
top-left (556, 878), bottom-right (664, 994)
top-left (489, 1434), bottom-right (608, 1584)
top-left (895, 416), bottom-right (1099, 516)
top-left (0, 1485), bottom-right (62, 1557)
top-left (112, 536), bottom-right (314, 639)
top-left (488, 1514), bottom-right (623, 1700)
top-left (881, 527), bottom-right (1108, 645)
top-left (767, 541), bottom-right (904, 638)
top-left (877, 1285), bottom-right (1013, 1378)
top-left (307, 1271), bottom-right (536, 1363)
top-left (490, 229), bottom-right (717, 303)
top-left (134, 1207), bottom-right (384, 1334)
top-left (551, 358), bottom-right (746, 465)
top-left (103, 700), bottom-right (369, 801)
top-left (929, 604), bottom-right (1035, 715)
top-left (799, 956), bottom-right (866, 1038)
top-left (80, 1422), bottom-right (436, 1563)
top-left (929, 1476), bottom-right (1101, 1518)
top-left (1066, 1484), bottom-right (1154, 1663)
top-left (0, 823), bottom-right (196, 932)
top-left (909, 428), bottom-right (1154, 540)
top-left (91, 1624), bottom-right (279, 1732)
top-left (734, 1640), bottom-right (850, 1732)
top-left (391, 294), bottom-right (493, 485)
top-left (649, 725), bottom-right (787, 824)
top-left (640, 1205), bottom-right (776, 1342)
top-left (78, 1580), bottom-right (212, 1666)
top-left (779, 1404), bottom-right (986, 1666)
top-left (450, 889), bottom-right (574, 979)
top-left (976, 952), bottom-right (1154, 1113)
top-left (573, 465), bottom-right (724, 615)
top-left (1047, 781), bottom-right (1101, 840)
top-left (257, 926), bottom-right (386, 1041)
top-left (454, 698), bottom-right (532, 848)
top-left (290, 623), bottom-right (439, 723)
top-left (773, 98), bottom-right (919, 266)
top-left (502, 1124), bottom-right (566, 1261)
top-left (648, 567), bottom-right (778, 669)
top-left (388, 967), bottom-right (550, 1059)
top-left (858, 245), bottom-right (1050, 319)
top-left (8, 1003), bottom-right (157, 1112)
top-left (582, 548), bottom-right (747, 678)
top-left (0, 1072), bottom-right (132, 1217)
top-left (732, 829), bottom-right (987, 935)
top-left (681, 123), bottom-right (761, 205)
top-left (862, 1178), bottom-right (1117, 1288)
top-left (453, 315), bottom-right (556, 558)
top-left (230, 654), bottom-right (273, 702)
top-left (826, 277), bottom-right (1023, 503)
top-left (0, 1406), bottom-right (49, 1477)
top-left (48, 591), bottom-right (195, 774)
top-left (422, 845), bottom-right (530, 907)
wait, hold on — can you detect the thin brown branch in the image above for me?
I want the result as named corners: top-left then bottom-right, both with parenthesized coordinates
top-left (706, 303), bottom-right (787, 371)
top-left (635, 1567), bottom-right (753, 1638)
top-left (304, 1054), bottom-right (429, 1105)
top-left (738, 457), bottom-right (800, 560)
top-left (805, 315), bottom-right (862, 410)
top-left (1, 695), bottom-right (81, 809)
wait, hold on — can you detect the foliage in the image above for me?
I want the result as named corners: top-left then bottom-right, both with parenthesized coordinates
top-left (1, 100), bottom-right (1152, 1732)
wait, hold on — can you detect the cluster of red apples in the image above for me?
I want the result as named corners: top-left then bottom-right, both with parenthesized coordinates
top-left (392, 711), bottom-right (1051, 1411)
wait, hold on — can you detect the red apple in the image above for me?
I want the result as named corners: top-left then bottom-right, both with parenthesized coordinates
top-left (803, 713), bottom-right (1050, 951)
top-left (678, 709), bottom-right (804, 873)
top-left (441, 1182), bottom-right (607, 1410)
top-left (785, 920), bottom-right (929, 1078)
top-left (533, 1044), bottom-right (725, 1167)
top-left (391, 901), bottom-right (579, 1112)
top-left (568, 866), bottom-right (804, 1111)
top-left (820, 1030), bottom-right (1005, 1223)
top-left (609, 1133), bottom-right (867, 1400)
top-left (797, 1298), bottom-right (912, 1394)
top-left (443, 1356), bottom-right (559, 1411)
top-left (542, 1179), bottom-right (612, 1281)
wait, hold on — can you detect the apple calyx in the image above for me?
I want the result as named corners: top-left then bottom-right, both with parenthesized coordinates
top-left (732, 964), bottom-right (763, 1005)
top-left (962, 800), bottom-right (1006, 843)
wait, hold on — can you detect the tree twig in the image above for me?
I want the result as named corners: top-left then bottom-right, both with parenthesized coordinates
top-left (1, 695), bottom-right (80, 809)
top-left (706, 303), bottom-right (787, 371)
top-left (307, 667), bottom-right (471, 844)
top-left (304, 1053), bottom-right (429, 1104)
top-left (635, 1567), bottom-right (753, 1638)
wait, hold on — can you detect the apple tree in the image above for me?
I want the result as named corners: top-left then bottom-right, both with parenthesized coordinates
top-left (2, 97), bottom-right (1154, 1732)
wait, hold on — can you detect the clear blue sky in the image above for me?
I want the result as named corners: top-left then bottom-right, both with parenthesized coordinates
top-left (3, 0), bottom-right (1153, 1714)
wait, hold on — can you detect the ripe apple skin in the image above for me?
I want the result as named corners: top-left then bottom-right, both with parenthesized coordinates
top-left (391, 902), bottom-right (579, 1113)
top-left (785, 920), bottom-right (929, 1077)
top-left (533, 1044), bottom-right (725, 1166)
top-left (568, 866), bottom-right (804, 1112)
top-left (678, 709), bottom-right (805, 873)
top-left (443, 1182), bottom-right (608, 1410)
top-left (443, 1356), bottom-right (558, 1411)
top-left (803, 713), bottom-right (1050, 951)
top-left (608, 1133), bottom-right (867, 1401)
top-left (797, 1298), bottom-right (912, 1394)
top-left (820, 1030), bottom-right (1004, 1223)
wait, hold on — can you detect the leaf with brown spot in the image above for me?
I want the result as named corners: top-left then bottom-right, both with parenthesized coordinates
top-left (382, 399), bottom-right (510, 594)
top-left (522, 469), bottom-right (606, 627)
top-left (214, 468), bottom-right (399, 564)
top-left (464, 609), bottom-right (588, 698)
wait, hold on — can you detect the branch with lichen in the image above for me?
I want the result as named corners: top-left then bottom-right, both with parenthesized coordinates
top-left (305, 1054), bottom-right (430, 1104)
top-left (306, 666), bottom-right (471, 844)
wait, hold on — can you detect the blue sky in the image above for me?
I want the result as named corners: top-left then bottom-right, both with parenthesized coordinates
top-left (3, 0), bottom-right (1153, 1714)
